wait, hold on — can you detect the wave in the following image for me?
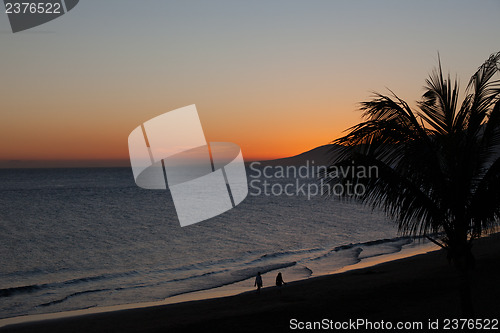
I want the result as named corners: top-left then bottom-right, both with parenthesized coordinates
top-left (0, 270), bottom-right (140, 299)
top-left (357, 238), bottom-right (413, 260)
top-left (248, 248), bottom-right (323, 265)
top-left (0, 284), bottom-right (46, 297)
top-left (305, 236), bottom-right (422, 274)
top-left (38, 288), bottom-right (110, 307)
top-left (167, 269), bottom-right (230, 283)
top-left (61, 271), bottom-right (140, 286)
top-left (334, 236), bottom-right (413, 251)
top-left (231, 262), bottom-right (296, 280)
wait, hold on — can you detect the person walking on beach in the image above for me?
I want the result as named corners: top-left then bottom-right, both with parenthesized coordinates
top-left (254, 272), bottom-right (263, 294)
top-left (275, 272), bottom-right (286, 294)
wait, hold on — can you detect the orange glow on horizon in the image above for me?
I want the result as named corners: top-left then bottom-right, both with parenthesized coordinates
top-left (0, 112), bottom-right (352, 165)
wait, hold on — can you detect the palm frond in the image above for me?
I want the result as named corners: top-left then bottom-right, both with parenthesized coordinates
top-left (323, 52), bottom-right (500, 246)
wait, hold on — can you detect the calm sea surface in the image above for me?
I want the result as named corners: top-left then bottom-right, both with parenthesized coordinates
top-left (0, 167), bottom-right (417, 319)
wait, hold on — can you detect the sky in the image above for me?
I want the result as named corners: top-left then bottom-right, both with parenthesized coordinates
top-left (1, 0), bottom-right (500, 167)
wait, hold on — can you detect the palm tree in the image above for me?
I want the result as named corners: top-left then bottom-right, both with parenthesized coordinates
top-left (322, 52), bottom-right (500, 316)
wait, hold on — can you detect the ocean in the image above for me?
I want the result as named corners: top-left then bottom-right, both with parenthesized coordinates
top-left (0, 166), bottom-right (424, 320)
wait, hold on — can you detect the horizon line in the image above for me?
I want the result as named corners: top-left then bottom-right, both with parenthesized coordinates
top-left (0, 144), bottom-right (336, 169)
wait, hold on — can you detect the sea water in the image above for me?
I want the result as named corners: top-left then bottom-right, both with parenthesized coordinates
top-left (0, 166), bottom-right (421, 319)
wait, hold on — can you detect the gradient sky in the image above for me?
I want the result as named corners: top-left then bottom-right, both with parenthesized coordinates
top-left (1, 0), bottom-right (499, 167)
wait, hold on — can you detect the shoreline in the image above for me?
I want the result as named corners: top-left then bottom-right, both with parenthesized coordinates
top-left (0, 239), bottom-right (440, 329)
top-left (2, 234), bottom-right (499, 332)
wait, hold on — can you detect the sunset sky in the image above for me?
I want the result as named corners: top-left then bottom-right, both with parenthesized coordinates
top-left (1, 0), bottom-right (499, 167)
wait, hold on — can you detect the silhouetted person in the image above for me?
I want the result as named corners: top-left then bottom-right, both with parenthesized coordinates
top-left (254, 272), bottom-right (263, 294)
top-left (275, 272), bottom-right (286, 294)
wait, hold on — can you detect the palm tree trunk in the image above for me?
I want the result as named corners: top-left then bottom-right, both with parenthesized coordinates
top-left (452, 243), bottom-right (475, 317)
top-left (457, 268), bottom-right (474, 318)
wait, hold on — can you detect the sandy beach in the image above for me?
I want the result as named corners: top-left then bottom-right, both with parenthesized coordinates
top-left (1, 233), bottom-right (499, 333)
